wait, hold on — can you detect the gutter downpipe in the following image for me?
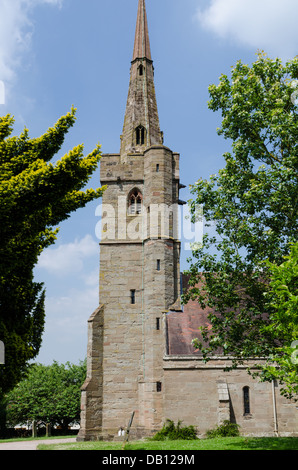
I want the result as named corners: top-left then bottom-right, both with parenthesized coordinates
top-left (272, 380), bottom-right (279, 436)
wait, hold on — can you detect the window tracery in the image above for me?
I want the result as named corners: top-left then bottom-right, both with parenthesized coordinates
top-left (136, 125), bottom-right (146, 145)
top-left (128, 189), bottom-right (143, 215)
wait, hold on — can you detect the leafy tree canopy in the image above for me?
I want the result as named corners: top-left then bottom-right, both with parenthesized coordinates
top-left (257, 242), bottom-right (298, 400)
top-left (184, 53), bottom-right (298, 386)
top-left (5, 360), bottom-right (86, 429)
top-left (0, 108), bottom-right (104, 393)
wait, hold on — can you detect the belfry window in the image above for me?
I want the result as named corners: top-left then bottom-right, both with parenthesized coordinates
top-left (136, 125), bottom-right (146, 146)
top-left (128, 189), bottom-right (143, 215)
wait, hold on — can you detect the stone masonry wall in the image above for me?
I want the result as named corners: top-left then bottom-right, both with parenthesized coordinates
top-left (163, 357), bottom-right (298, 437)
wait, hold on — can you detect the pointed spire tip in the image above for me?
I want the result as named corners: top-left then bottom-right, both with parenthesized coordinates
top-left (133, 0), bottom-right (152, 61)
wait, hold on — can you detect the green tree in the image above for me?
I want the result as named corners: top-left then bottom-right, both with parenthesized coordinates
top-left (184, 53), bottom-right (298, 376)
top-left (0, 108), bottom-right (104, 393)
top-left (5, 360), bottom-right (86, 430)
top-left (258, 242), bottom-right (298, 399)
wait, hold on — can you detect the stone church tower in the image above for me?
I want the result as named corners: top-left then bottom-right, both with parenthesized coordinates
top-left (78, 0), bottom-right (183, 441)
top-left (78, 0), bottom-right (298, 441)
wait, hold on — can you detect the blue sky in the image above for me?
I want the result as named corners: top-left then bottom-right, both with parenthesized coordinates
top-left (1, 0), bottom-right (297, 365)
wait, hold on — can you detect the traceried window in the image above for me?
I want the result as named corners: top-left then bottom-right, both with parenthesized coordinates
top-left (136, 125), bottom-right (146, 146)
top-left (128, 189), bottom-right (143, 215)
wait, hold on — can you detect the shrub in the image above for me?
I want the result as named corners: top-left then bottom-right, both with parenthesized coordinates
top-left (151, 420), bottom-right (198, 441)
top-left (205, 420), bottom-right (240, 438)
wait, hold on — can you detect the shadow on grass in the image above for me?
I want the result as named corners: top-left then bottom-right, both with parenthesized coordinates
top-left (226, 437), bottom-right (298, 451)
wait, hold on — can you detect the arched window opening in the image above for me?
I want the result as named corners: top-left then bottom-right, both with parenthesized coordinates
top-left (128, 189), bottom-right (143, 215)
top-left (243, 386), bottom-right (250, 415)
top-left (138, 64), bottom-right (144, 76)
top-left (136, 125), bottom-right (145, 146)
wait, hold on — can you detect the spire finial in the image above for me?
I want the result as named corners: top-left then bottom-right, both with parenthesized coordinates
top-left (133, 0), bottom-right (152, 61)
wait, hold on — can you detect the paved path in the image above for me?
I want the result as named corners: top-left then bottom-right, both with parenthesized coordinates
top-left (0, 438), bottom-right (76, 450)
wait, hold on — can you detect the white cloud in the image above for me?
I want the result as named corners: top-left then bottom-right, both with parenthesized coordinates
top-left (0, 0), bottom-right (63, 87)
top-left (37, 285), bottom-right (98, 364)
top-left (35, 234), bottom-right (99, 364)
top-left (83, 268), bottom-right (99, 287)
top-left (37, 235), bottom-right (98, 276)
top-left (196, 0), bottom-right (298, 59)
top-left (45, 286), bottom-right (98, 322)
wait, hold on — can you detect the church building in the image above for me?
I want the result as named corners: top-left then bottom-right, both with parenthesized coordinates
top-left (77, 0), bottom-right (298, 440)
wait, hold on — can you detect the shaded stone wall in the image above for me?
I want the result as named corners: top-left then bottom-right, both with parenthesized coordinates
top-left (163, 357), bottom-right (298, 437)
top-left (77, 306), bottom-right (104, 441)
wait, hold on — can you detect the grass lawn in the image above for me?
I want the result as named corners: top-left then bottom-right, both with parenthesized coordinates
top-left (37, 436), bottom-right (298, 451)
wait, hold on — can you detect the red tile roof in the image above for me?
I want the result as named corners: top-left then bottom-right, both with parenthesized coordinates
top-left (166, 306), bottom-right (213, 356)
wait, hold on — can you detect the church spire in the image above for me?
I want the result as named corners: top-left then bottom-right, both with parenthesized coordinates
top-left (120, 0), bottom-right (163, 157)
top-left (133, 0), bottom-right (152, 62)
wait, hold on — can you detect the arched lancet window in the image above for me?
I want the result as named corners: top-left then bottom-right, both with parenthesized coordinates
top-left (243, 386), bottom-right (250, 415)
top-left (136, 125), bottom-right (146, 146)
top-left (138, 64), bottom-right (144, 76)
top-left (128, 189), bottom-right (143, 215)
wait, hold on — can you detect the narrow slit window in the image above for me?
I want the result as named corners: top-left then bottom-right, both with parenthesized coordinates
top-left (130, 290), bottom-right (136, 305)
top-left (157, 259), bottom-right (161, 271)
top-left (243, 386), bottom-right (250, 415)
top-left (156, 318), bottom-right (160, 330)
top-left (156, 164), bottom-right (160, 172)
top-left (156, 382), bottom-right (162, 392)
top-left (139, 64), bottom-right (144, 76)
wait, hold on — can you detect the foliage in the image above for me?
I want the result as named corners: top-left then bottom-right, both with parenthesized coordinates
top-left (205, 420), bottom-right (240, 439)
top-left (256, 242), bottom-right (298, 399)
top-left (150, 419), bottom-right (197, 441)
top-left (0, 108), bottom-right (104, 393)
top-left (184, 53), bottom-right (298, 376)
top-left (5, 360), bottom-right (86, 429)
